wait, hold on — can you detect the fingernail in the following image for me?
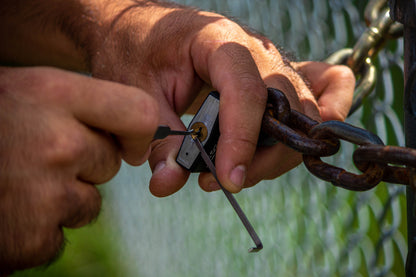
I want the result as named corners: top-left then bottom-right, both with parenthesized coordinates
top-left (153, 161), bottom-right (166, 174)
top-left (229, 165), bottom-right (246, 190)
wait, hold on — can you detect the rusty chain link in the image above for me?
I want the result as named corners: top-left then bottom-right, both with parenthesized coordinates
top-left (258, 0), bottom-right (415, 191)
top-left (262, 87), bottom-right (416, 191)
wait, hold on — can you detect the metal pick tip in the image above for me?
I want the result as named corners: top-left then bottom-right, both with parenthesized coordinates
top-left (248, 244), bottom-right (263, 253)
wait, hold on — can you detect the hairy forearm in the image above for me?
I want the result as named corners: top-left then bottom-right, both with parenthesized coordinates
top-left (0, 0), bottom-right (187, 71)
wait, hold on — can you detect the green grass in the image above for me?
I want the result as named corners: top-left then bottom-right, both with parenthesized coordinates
top-left (12, 208), bottom-right (127, 277)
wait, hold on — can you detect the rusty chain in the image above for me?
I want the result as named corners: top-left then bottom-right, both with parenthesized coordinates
top-left (262, 87), bottom-right (416, 191)
top-left (258, 0), bottom-right (415, 191)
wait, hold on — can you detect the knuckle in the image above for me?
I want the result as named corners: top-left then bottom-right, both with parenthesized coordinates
top-left (42, 73), bottom-right (74, 101)
top-left (214, 17), bottom-right (239, 29)
top-left (221, 135), bottom-right (258, 156)
top-left (26, 67), bottom-right (59, 89)
top-left (98, 149), bottom-right (122, 182)
top-left (328, 65), bottom-right (356, 84)
top-left (203, 16), bottom-right (242, 39)
top-left (60, 184), bottom-right (102, 228)
top-left (45, 129), bottom-right (86, 165)
top-left (138, 94), bottom-right (160, 132)
top-left (220, 44), bottom-right (253, 68)
top-left (234, 136), bottom-right (258, 150)
top-left (83, 132), bottom-right (122, 183)
top-left (122, 91), bottom-right (159, 138)
top-left (247, 82), bottom-right (268, 103)
top-left (237, 72), bottom-right (266, 94)
top-left (20, 67), bottom-right (74, 102)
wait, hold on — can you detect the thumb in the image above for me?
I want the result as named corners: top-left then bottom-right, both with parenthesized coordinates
top-left (148, 101), bottom-right (190, 197)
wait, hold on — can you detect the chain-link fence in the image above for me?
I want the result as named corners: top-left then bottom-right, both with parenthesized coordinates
top-left (106, 1), bottom-right (407, 276)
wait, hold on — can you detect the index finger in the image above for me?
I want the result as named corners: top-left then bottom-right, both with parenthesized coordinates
top-left (62, 70), bottom-right (160, 165)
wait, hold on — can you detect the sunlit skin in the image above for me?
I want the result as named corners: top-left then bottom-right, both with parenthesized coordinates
top-left (0, 0), bottom-right (354, 274)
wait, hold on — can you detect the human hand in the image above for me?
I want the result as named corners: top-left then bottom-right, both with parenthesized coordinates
top-left (0, 66), bottom-right (158, 273)
top-left (85, 2), bottom-right (354, 195)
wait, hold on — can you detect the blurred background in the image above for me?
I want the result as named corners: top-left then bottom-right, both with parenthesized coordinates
top-left (13, 0), bottom-right (407, 276)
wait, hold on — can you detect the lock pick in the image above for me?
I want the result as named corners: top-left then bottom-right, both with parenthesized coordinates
top-left (153, 125), bottom-right (194, 140)
top-left (192, 135), bottom-right (263, 253)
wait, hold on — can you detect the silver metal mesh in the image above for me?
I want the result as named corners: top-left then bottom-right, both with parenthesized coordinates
top-left (105, 1), bottom-right (407, 276)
